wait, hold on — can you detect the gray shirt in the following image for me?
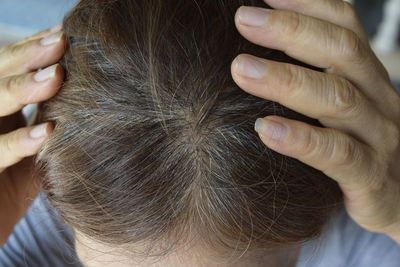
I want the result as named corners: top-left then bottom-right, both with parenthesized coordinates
top-left (296, 206), bottom-right (400, 267)
top-left (1, 193), bottom-right (399, 267)
top-left (0, 193), bottom-right (82, 267)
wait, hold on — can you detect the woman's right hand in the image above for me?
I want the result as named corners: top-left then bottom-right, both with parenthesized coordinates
top-left (0, 25), bottom-right (65, 246)
top-left (231, 0), bottom-right (400, 244)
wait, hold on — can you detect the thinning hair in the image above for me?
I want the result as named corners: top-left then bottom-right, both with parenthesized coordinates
top-left (37, 0), bottom-right (342, 260)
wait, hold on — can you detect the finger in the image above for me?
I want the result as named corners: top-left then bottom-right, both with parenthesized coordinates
top-left (0, 64), bottom-right (64, 116)
top-left (231, 54), bottom-right (389, 147)
top-left (0, 31), bottom-right (65, 79)
top-left (0, 123), bottom-right (53, 172)
top-left (254, 115), bottom-right (374, 189)
top-left (234, 7), bottom-right (390, 104)
top-left (13, 24), bottom-right (62, 46)
top-left (260, 0), bottom-right (392, 91)
top-left (263, 0), bottom-right (369, 44)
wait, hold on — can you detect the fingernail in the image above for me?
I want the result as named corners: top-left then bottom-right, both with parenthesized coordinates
top-left (238, 6), bottom-right (269, 27)
top-left (30, 123), bottom-right (48, 139)
top-left (255, 118), bottom-right (288, 141)
top-left (40, 31), bottom-right (63, 46)
top-left (234, 55), bottom-right (267, 79)
top-left (50, 23), bottom-right (62, 33)
top-left (34, 65), bottom-right (57, 82)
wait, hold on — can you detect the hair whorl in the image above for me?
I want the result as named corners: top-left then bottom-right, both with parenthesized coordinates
top-left (37, 0), bottom-right (342, 259)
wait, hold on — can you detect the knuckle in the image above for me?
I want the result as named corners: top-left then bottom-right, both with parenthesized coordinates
top-left (330, 78), bottom-right (359, 116)
top-left (5, 75), bottom-right (20, 93)
top-left (343, 2), bottom-right (359, 25)
top-left (1, 130), bottom-right (25, 161)
top-left (340, 28), bottom-right (366, 64)
top-left (395, 94), bottom-right (400, 119)
top-left (302, 127), bottom-right (362, 170)
top-left (387, 121), bottom-right (400, 140)
top-left (301, 126), bottom-right (322, 158)
top-left (8, 43), bottom-right (24, 58)
top-left (5, 135), bottom-right (14, 155)
top-left (1, 133), bottom-right (16, 158)
top-left (281, 65), bottom-right (305, 98)
top-left (0, 43), bottom-right (12, 54)
top-left (331, 133), bottom-right (362, 169)
top-left (284, 11), bottom-right (305, 38)
top-left (388, 90), bottom-right (400, 118)
top-left (4, 75), bottom-right (26, 105)
top-left (384, 120), bottom-right (400, 150)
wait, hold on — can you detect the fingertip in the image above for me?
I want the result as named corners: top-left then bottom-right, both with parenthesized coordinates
top-left (38, 63), bottom-right (65, 87)
top-left (231, 54), bottom-right (244, 74)
top-left (234, 6), bottom-right (242, 21)
top-left (231, 55), bottom-right (241, 79)
top-left (25, 123), bottom-right (53, 156)
top-left (0, 123), bottom-right (54, 168)
top-left (36, 63), bottom-right (65, 86)
top-left (44, 122), bottom-right (54, 136)
top-left (34, 64), bottom-right (57, 83)
top-left (22, 64), bottom-right (64, 105)
top-left (30, 32), bottom-right (66, 71)
top-left (54, 63), bottom-right (65, 82)
top-left (255, 116), bottom-right (289, 142)
top-left (234, 6), bottom-right (244, 29)
top-left (50, 24), bottom-right (63, 33)
top-left (40, 31), bottom-right (65, 46)
top-left (29, 122), bottom-right (53, 140)
top-left (45, 63), bottom-right (64, 97)
top-left (231, 54), bottom-right (259, 84)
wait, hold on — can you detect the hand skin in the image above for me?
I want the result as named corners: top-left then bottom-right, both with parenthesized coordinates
top-left (0, 24), bottom-right (65, 246)
top-left (231, 0), bottom-right (400, 244)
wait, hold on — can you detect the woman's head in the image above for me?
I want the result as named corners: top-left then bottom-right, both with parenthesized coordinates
top-left (37, 0), bottom-right (342, 265)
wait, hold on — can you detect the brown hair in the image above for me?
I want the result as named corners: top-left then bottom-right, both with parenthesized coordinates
top-left (37, 0), bottom-right (342, 260)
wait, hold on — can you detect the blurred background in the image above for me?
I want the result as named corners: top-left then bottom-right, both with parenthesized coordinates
top-left (0, 0), bottom-right (399, 92)
top-left (0, 0), bottom-right (77, 46)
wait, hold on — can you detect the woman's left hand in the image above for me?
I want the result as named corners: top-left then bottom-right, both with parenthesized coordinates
top-left (0, 25), bottom-right (65, 245)
top-left (231, 0), bottom-right (400, 244)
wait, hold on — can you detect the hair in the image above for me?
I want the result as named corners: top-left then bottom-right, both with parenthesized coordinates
top-left (37, 0), bottom-right (343, 261)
